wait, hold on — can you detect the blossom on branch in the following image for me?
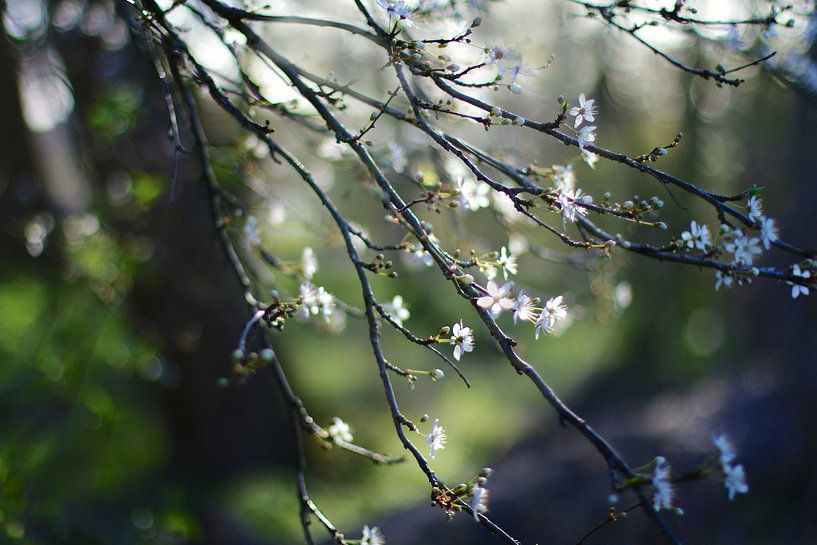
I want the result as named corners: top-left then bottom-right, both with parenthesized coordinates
top-left (680, 221), bottom-right (711, 251)
top-left (361, 525), bottom-right (385, 545)
top-left (329, 417), bottom-right (353, 443)
top-left (450, 320), bottom-right (475, 361)
top-left (426, 418), bottom-right (447, 459)
top-left (652, 456), bottom-right (674, 511)
top-left (476, 280), bottom-right (515, 317)
top-left (534, 296), bottom-right (567, 339)
top-left (577, 125), bottom-right (597, 151)
top-left (568, 93), bottom-right (597, 129)
top-left (790, 264), bottom-right (811, 299)
top-left (383, 295), bottom-right (410, 326)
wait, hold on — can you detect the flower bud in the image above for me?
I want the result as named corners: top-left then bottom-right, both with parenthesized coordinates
top-left (432, 369), bottom-right (445, 380)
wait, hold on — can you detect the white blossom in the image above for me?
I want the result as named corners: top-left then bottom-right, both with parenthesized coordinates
top-left (715, 270), bottom-right (733, 291)
top-left (316, 287), bottom-right (336, 321)
top-left (712, 435), bottom-right (748, 500)
top-left (680, 221), bottom-right (711, 251)
top-left (361, 525), bottom-right (385, 545)
top-left (383, 295), bottom-right (410, 326)
top-left (581, 150), bottom-right (598, 169)
top-left (724, 463), bottom-right (749, 500)
top-left (534, 296), bottom-right (567, 339)
top-left (457, 177), bottom-right (491, 211)
top-left (486, 46), bottom-right (537, 94)
top-left (724, 229), bottom-right (762, 265)
top-left (513, 291), bottom-right (536, 324)
top-left (377, 0), bottom-right (415, 27)
top-left (479, 261), bottom-right (498, 281)
top-left (747, 196), bottom-right (763, 222)
top-left (470, 485), bottom-right (489, 521)
top-left (759, 217), bottom-right (778, 250)
top-left (559, 188), bottom-right (588, 224)
top-left (476, 280), bottom-right (514, 317)
top-left (568, 93), bottom-right (597, 129)
top-left (497, 246), bottom-right (517, 280)
top-left (328, 417), bottom-right (353, 443)
top-left (451, 320), bottom-right (475, 361)
top-left (652, 456), bottom-right (674, 511)
top-left (577, 125), bottom-right (596, 151)
top-left (486, 45), bottom-right (521, 76)
top-left (301, 247), bottom-right (318, 279)
top-left (712, 435), bottom-right (736, 465)
top-left (299, 281), bottom-right (335, 321)
top-left (790, 264), bottom-right (810, 299)
top-left (426, 418), bottom-right (446, 459)
top-left (552, 164), bottom-right (576, 192)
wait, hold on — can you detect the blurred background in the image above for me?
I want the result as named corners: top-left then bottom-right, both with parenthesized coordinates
top-left (1, 0), bottom-right (817, 544)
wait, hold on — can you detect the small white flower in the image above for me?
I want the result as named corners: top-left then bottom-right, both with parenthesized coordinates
top-left (652, 456), bottom-right (674, 511)
top-left (577, 125), bottom-right (597, 151)
top-left (712, 434), bottom-right (736, 465)
top-left (568, 93), bottom-right (597, 129)
top-left (534, 296), bottom-right (567, 339)
top-left (747, 196), bottom-right (763, 222)
top-left (479, 261), bottom-right (498, 281)
top-left (790, 264), bottom-right (810, 299)
top-left (426, 418), bottom-right (446, 459)
top-left (712, 435), bottom-right (748, 500)
top-left (457, 177), bottom-right (491, 211)
top-left (300, 282), bottom-right (335, 321)
top-left (559, 188), bottom-right (588, 224)
top-left (513, 291), bottom-right (536, 324)
top-left (724, 463), bottom-right (749, 500)
top-left (328, 417), bottom-right (353, 443)
top-left (759, 217), bottom-right (778, 250)
top-left (680, 221), bottom-right (712, 251)
top-left (725, 229), bottom-right (762, 265)
top-left (581, 150), bottom-right (598, 169)
top-left (486, 46), bottom-right (538, 94)
top-left (383, 295), bottom-right (410, 326)
top-left (476, 280), bottom-right (515, 317)
top-left (316, 287), bottom-right (335, 322)
top-left (715, 270), bottom-right (734, 291)
top-left (552, 164), bottom-right (576, 192)
top-left (361, 525), bottom-right (385, 545)
top-left (377, 0), bottom-right (415, 27)
top-left (470, 484), bottom-right (489, 521)
top-left (299, 281), bottom-right (319, 318)
top-left (497, 246), bottom-right (517, 280)
top-left (301, 247), bottom-right (318, 279)
top-left (451, 320), bottom-right (475, 361)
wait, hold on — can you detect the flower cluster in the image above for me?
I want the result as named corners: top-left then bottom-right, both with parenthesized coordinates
top-left (299, 281), bottom-right (336, 322)
top-left (680, 221), bottom-right (712, 251)
top-left (328, 417), bottom-right (353, 443)
top-left (474, 280), bottom-right (569, 340)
